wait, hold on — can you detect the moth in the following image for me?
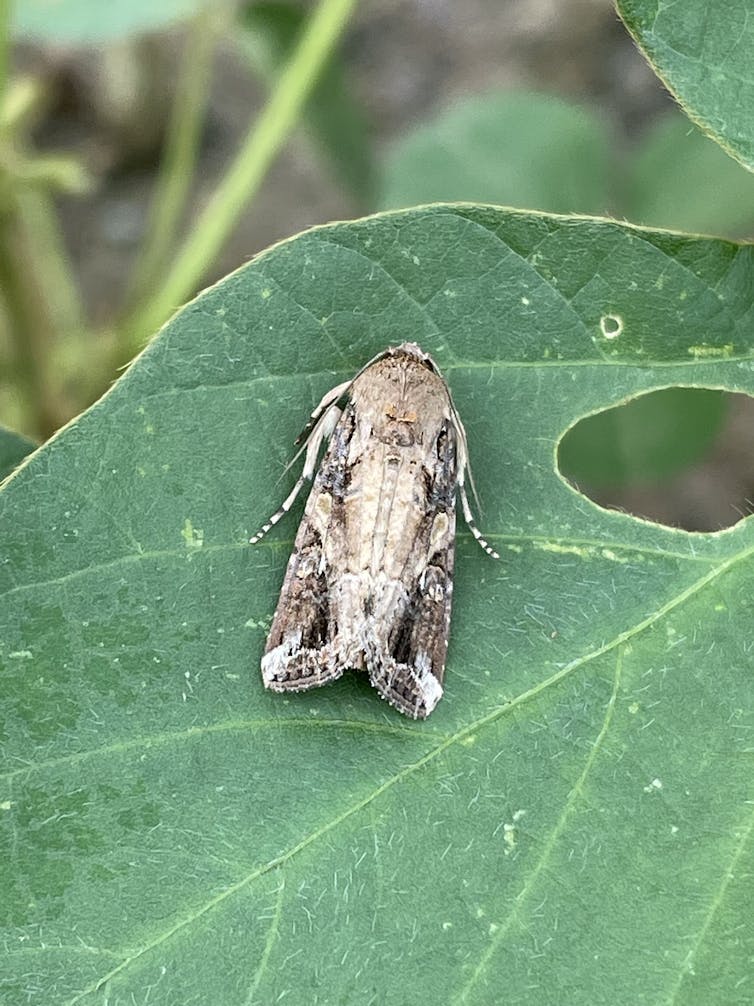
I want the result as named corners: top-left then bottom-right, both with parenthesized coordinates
top-left (251, 343), bottom-right (498, 718)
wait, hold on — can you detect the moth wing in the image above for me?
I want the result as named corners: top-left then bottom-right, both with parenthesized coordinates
top-left (260, 410), bottom-right (353, 693)
top-left (367, 420), bottom-right (457, 719)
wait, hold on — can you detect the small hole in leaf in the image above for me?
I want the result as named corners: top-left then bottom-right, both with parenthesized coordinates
top-left (557, 388), bottom-right (754, 532)
top-left (600, 314), bottom-right (623, 339)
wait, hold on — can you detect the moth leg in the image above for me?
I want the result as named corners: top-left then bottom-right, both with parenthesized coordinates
top-left (294, 378), bottom-right (352, 444)
top-left (450, 405), bottom-right (476, 502)
top-left (249, 404), bottom-right (341, 544)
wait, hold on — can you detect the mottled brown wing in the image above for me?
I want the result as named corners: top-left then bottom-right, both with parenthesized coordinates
top-left (366, 419), bottom-right (457, 718)
top-left (260, 407), bottom-right (355, 692)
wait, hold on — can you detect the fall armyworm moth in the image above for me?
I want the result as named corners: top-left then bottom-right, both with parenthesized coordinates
top-left (250, 342), bottom-right (498, 718)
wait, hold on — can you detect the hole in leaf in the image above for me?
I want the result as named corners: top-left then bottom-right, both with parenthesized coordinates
top-left (600, 314), bottom-right (623, 339)
top-left (557, 388), bottom-right (754, 532)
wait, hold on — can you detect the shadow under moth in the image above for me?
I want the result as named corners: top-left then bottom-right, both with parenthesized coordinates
top-left (251, 343), bottom-right (498, 718)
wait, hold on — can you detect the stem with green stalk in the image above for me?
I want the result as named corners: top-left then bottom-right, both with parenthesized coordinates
top-left (121, 0), bottom-right (358, 351)
top-left (0, 12), bottom-right (90, 437)
top-left (123, 4), bottom-right (225, 314)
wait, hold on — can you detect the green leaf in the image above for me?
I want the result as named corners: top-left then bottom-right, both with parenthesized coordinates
top-left (379, 91), bottom-right (611, 213)
top-left (625, 116), bottom-right (754, 236)
top-left (12, 0), bottom-right (208, 43)
top-left (617, 0), bottom-right (754, 171)
top-left (381, 92), bottom-right (754, 238)
top-left (0, 426), bottom-right (36, 481)
top-left (2, 207), bottom-right (754, 1005)
top-left (558, 387), bottom-right (729, 487)
top-left (238, 1), bottom-right (376, 206)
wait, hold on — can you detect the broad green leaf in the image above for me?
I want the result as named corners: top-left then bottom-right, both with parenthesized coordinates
top-left (13, 0), bottom-right (209, 42)
top-left (558, 387), bottom-right (728, 487)
top-left (626, 116), bottom-right (754, 236)
top-left (238, 1), bottom-right (376, 206)
top-left (0, 426), bottom-right (35, 481)
top-left (617, 0), bottom-right (754, 171)
top-left (380, 91), bottom-right (611, 214)
top-left (2, 207), bottom-right (754, 1005)
top-left (381, 92), bottom-right (754, 238)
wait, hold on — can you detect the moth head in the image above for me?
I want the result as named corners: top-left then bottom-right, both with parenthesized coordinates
top-left (390, 341), bottom-right (441, 375)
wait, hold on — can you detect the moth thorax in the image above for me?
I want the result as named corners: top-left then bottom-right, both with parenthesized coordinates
top-left (381, 422), bottom-right (416, 447)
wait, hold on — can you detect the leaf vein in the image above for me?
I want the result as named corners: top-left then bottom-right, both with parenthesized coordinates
top-left (667, 799), bottom-right (754, 1004)
top-left (1, 717), bottom-right (442, 783)
top-left (451, 646), bottom-right (624, 1004)
top-left (243, 873), bottom-right (286, 1006)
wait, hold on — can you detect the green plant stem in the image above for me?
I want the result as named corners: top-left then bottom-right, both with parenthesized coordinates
top-left (123, 5), bottom-right (223, 313)
top-left (16, 187), bottom-right (87, 335)
top-left (0, 204), bottom-right (60, 436)
top-left (0, 188), bottom-right (89, 437)
top-left (123, 0), bottom-right (358, 349)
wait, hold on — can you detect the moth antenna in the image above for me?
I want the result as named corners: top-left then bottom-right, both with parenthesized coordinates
top-left (294, 378), bottom-right (352, 444)
top-left (249, 474), bottom-right (308, 545)
top-left (451, 403), bottom-right (483, 514)
top-left (250, 404), bottom-right (342, 544)
top-left (459, 480), bottom-right (500, 560)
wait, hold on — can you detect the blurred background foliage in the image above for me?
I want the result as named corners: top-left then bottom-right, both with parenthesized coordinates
top-left (2, 0), bottom-right (753, 531)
